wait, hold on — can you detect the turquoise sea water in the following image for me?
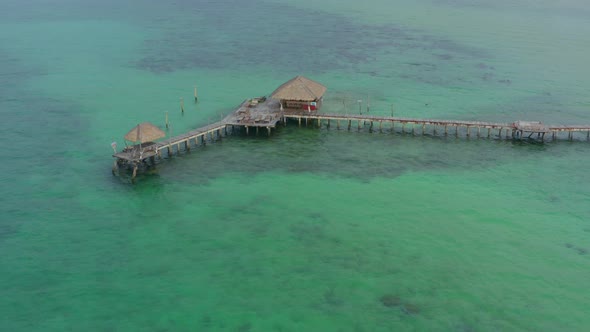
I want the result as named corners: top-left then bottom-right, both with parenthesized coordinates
top-left (1, 0), bottom-right (589, 330)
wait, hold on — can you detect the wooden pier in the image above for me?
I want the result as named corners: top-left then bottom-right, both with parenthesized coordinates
top-left (112, 76), bottom-right (590, 181)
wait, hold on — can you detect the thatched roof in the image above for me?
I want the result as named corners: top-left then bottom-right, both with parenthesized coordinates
top-left (124, 122), bottom-right (166, 143)
top-left (270, 76), bottom-right (327, 101)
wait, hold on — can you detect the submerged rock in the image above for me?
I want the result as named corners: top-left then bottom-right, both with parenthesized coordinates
top-left (379, 294), bottom-right (401, 307)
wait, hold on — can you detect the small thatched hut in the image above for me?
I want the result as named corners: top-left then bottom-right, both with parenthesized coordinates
top-left (125, 122), bottom-right (166, 143)
top-left (270, 76), bottom-right (327, 111)
top-left (123, 122), bottom-right (166, 154)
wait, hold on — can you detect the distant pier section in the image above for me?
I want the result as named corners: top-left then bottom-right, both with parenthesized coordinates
top-left (113, 76), bottom-right (590, 180)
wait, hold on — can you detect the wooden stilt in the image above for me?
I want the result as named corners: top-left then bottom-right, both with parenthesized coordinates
top-left (337, 120), bottom-right (340, 129)
top-left (256, 127), bottom-right (259, 135)
top-left (477, 127), bottom-right (481, 138)
top-left (445, 125), bottom-right (448, 136)
top-left (466, 127), bottom-right (471, 137)
top-left (112, 160), bottom-right (118, 175)
top-left (167, 146), bottom-right (171, 156)
top-left (379, 121), bottom-right (382, 132)
top-left (317, 118), bottom-right (320, 127)
top-left (370, 121), bottom-right (373, 132)
top-left (433, 125), bottom-right (437, 136)
top-left (455, 126), bottom-right (458, 136)
top-left (165, 111), bottom-right (169, 128)
top-left (487, 128), bottom-right (491, 138)
top-left (348, 120), bottom-right (351, 130)
top-left (185, 140), bottom-right (189, 151)
top-left (552, 131), bottom-right (556, 140)
top-left (267, 127), bottom-right (271, 136)
top-left (499, 128), bottom-right (502, 138)
top-left (180, 98), bottom-right (184, 113)
top-left (327, 119), bottom-right (331, 128)
top-left (132, 164), bottom-right (138, 180)
top-left (422, 123), bottom-right (425, 135)
top-left (194, 86), bottom-right (198, 102)
top-left (298, 118), bottom-right (301, 127)
top-left (402, 123), bottom-right (405, 134)
top-left (246, 126), bottom-right (249, 135)
top-left (358, 120), bottom-right (361, 130)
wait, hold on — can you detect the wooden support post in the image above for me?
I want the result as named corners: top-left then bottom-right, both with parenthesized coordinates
top-left (112, 160), bottom-right (118, 175)
top-left (379, 121), bottom-right (382, 132)
top-left (305, 118), bottom-right (308, 126)
top-left (358, 120), bottom-right (361, 130)
top-left (569, 131), bottom-right (573, 140)
top-left (433, 125), bottom-right (437, 136)
top-left (422, 123), bottom-right (425, 135)
top-left (317, 118), bottom-right (320, 127)
top-left (165, 111), bottom-right (169, 128)
top-left (185, 140), bottom-right (189, 151)
top-left (177, 143), bottom-right (181, 154)
top-left (256, 126), bottom-right (259, 135)
top-left (194, 86), bottom-right (198, 102)
top-left (455, 126), bottom-right (458, 137)
top-left (167, 146), bottom-right (171, 156)
top-left (587, 131), bottom-right (590, 140)
top-left (402, 123), bottom-right (405, 134)
top-left (466, 127), bottom-right (471, 137)
top-left (487, 128), bottom-right (491, 138)
top-left (327, 119), bottom-right (331, 128)
top-left (267, 127), bottom-right (271, 136)
top-left (180, 98), bottom-right (184, 113)
top-left (498, 128), bottom-right (502, 138)
top-left (541, 133), bottom-right (545, 142)
top-left (370, 121), bottom-right (373, 132)
top-left (337, 120), bottom-right (340, 129)
top-left (132, 164), bottom-right (138, 180)
top-left (477, 127), bottom-right (481, 138)
top-left (445, 125), bottom-right (448, 136)
top-left (246, 126), bottom-right (249, 135)
top-left (348, 120), bottom-right (351, 130)
top-left (506, 129), bottom-right (510, 139)
top-left (298, 117), bottom-right (301, 127)
top-left (150, 156), bottom-right (156, 164)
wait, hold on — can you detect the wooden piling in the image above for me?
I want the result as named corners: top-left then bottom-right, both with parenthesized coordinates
top-left (165, 111), bottom-right (169, 129)
top-left (455, 126), bottom-right (458, 137)
top-left (444, 125), bottom-right (448, 136)
top-left (466, 127), bottom-right (470, 137)
top-left (402, 123), bottom-right (405, 134)
top-left (194, 86), bottom-right (198, 102)
top-left (246, 126), bottom-right (249, 135)
top-left (267, 127), bottom-right (271, 136)
top-left (477, 127), bottom-right (481, 138)
top-left (487, 128), bottom-right (491, 138)
top-left (348, 120), bottom-right (351, 130)
top-left (421, 123), bottom-right (425, 135)
top-left (298, 117), bottom-right (301, 127)
top-left (180, 98), bottom-right (184, 113)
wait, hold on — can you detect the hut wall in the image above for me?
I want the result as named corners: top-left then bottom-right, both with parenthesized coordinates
top-left (282, 99), bottom-right (322, 110)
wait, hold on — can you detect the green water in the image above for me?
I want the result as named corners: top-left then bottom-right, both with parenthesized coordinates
top-left (1, 0), bottom-right (589, 331)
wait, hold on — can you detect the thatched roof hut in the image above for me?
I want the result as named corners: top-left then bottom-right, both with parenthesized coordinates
top-left (270, 76), bottom-right (327, 102)
top-left (124, 122), bottom-right (166, 143)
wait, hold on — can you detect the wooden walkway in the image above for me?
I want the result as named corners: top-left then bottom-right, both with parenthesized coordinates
top-left (113, 100), bottom-right (590, 181)
top-left (282, 112), bottom-right (590, 140)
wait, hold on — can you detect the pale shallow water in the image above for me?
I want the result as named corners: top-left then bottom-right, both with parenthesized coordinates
top-left (1, 1), bottom-right (589, 331)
